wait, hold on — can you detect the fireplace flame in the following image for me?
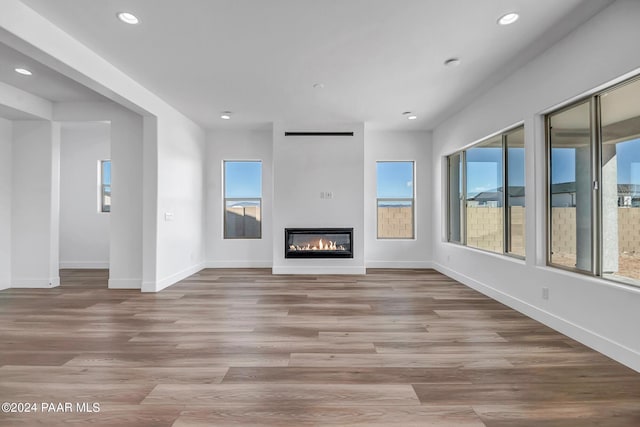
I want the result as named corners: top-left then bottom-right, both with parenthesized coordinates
top-left (289, 239), bottom-right (345, 252)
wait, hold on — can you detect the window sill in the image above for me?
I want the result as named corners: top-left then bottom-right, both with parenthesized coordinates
top-left (537, 265), bottom-right (640, 294)
top-left (442, 241), bottom-right (526, 265)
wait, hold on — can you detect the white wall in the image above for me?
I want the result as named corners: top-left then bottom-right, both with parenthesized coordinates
top-left (206, 130), bottom-right (273, 268)
top-left (109, 109), bottom-right (143, 289)
top-left (153, 114), bottom-right (206, 291)
top-left (272, 123), bottom-right (365, 274)
top-left (0, 118), bottom-right (11, 290)
top-left (11, 120), bottom-right (60, 288)
top-left (59, 122), bottom-right (110, 268)
top-left (54, 102), bottom-right (144, 289)
top-left (432, 0), bottom-right (640, 372)
top-left (365, 130), bottom-right (432, 268)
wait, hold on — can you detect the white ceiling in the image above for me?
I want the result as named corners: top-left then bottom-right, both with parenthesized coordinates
top-left (14, 0), bottom-right (614, 130)
top-left (0, 42), bottom-right (105, 104)
top-left (0, 41), bottom-right (107, 120)
top-left (0, 103), bottom-right (38, 120)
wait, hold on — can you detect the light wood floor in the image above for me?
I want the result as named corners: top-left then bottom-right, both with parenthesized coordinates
top-left (1, 268), bottom-right (639, 426)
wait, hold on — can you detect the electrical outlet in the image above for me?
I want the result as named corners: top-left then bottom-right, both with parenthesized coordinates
top-left (542, 287), bottom-right (549, 300)
top-left (320, 191), bottom-right (333, 199)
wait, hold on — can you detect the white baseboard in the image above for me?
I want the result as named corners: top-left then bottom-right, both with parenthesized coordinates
top-left (432, 262), bottom-right (640, 373)
top-left (108, 278), bottom-right (141, 289)
top-left (12, 277), bottom-right (60, 288)
top-left (142, 263), bottom-right (205, 293)
top-left (272, 266), bottom-right (366, 275)
top-left (366, 260), bottom-right (434, 269)
top-left (0, 282), bottom-right (10, 291)
top-left (59, 261), bottom-right (109, 269)
top-left (206, 260), bottom-right (272, 269)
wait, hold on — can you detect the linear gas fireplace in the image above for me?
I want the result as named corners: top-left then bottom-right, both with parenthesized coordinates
top-left (285, 228), bottom-right (353, 259)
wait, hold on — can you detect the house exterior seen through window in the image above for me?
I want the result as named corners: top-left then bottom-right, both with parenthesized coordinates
top-left (546, 75), bottom-right (640, 286)
top-left (376, 161), bottom-right (415, 239)
top-left (446, 126), bottom-right (525, 258)
top-left (224, 161), bottom-right (262, 239)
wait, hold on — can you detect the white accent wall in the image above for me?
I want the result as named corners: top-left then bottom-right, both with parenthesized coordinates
top-left (206, 129), bottom-right (273, 268)
top-left (11, 120), bottom-right (60, 288)
top-left (59, 122), bottom-right (110, 269)
top-left (365, 130), bottom-right (432, 268)
top-left (205, 128), bottom-right (433, 270)
top-left (431, 0), bottom-right (640, 372)
top-left (272, 123), bottom-right (365, 274)
top-left (0, 118), bottom-right (11, 290)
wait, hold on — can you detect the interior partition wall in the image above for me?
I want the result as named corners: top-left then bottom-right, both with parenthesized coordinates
top-left (546, 75), bottom-right (640, 287)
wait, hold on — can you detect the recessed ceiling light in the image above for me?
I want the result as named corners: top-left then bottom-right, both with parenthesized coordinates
top-left (444, 58), bottom-right (461, 67)
top-left (220, 111), bottom-right (232, 120)
top-left (407, 115), bottom-right (417, 120)
top-left (117, 12), bottom-right (140, 24)
top-left (402, 111), bottom-right (417, 120)
top-left (497, 12), bottom-right (519, 25)
top-left (14, 67), bottom-right (32, 76)
top-left (313, 83), bottom-right (325, 89)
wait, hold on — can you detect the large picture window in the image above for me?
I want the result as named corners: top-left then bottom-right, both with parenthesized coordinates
top-left (376, 161), bottom-right (415, 239)
top-left (547, 76), bottom-right (640, 286)
top-left (446, 126), bottom-right (525, 258)
top-left (224, 161), bottom-right (262, 239)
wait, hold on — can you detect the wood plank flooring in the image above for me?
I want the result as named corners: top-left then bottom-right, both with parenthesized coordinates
top-left (1, 268), bottom-right (639, 426)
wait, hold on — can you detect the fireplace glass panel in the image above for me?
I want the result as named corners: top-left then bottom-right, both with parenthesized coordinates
top-left (285, 228), bottom-right (353, 258)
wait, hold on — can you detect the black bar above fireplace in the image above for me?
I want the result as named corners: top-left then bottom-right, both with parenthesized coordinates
top-left (285, 228), bottom-right (353, 259)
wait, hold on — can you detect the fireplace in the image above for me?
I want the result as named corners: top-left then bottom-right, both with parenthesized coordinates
top-left (285, 228), bottom-right (353, 258)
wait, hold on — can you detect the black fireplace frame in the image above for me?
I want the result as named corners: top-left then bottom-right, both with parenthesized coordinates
top-left (285, 228), bottom-right (354, 259)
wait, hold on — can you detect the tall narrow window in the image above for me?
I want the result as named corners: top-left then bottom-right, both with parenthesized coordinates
top-left (600, 78), bottom-right (640, 284)
top-left (100, 160), bottom-right (111, 213)
top-left (224, 161), bottom-right (262, 239)
top-left (376, 161), bottom-right (415, 239)
top-left (548, 101), bottom-right (592, 272)
top-left (466, 136), bottom-right (503, 253)
top-left (446, 125), bottom-right (525, 258)
top-left (506, 127), bottom-right (526, 256)
top-left (448, 152), bottom-right (464, 243)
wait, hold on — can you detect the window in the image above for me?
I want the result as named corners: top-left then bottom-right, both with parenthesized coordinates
top-left (548, 101), bottom-right (592, 271)
top-left (100, 160), bottom-right (111, 213)
top-left (506, 127), bottom-right (526, 256)
top-left (224, 161), bottom-right (262, 239)
top-left (600, 79), bottom-right (640, 284)
top-left (446, 126), bottom-right (525, 258)
top-left (466, 135), bottom-right (503, 253)
top-left (448, 152), bottom-right (464, 243)
top-left (376, 161), bottom-right (415, 239)
top-left (547, 76), bottom-right (640, 286)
